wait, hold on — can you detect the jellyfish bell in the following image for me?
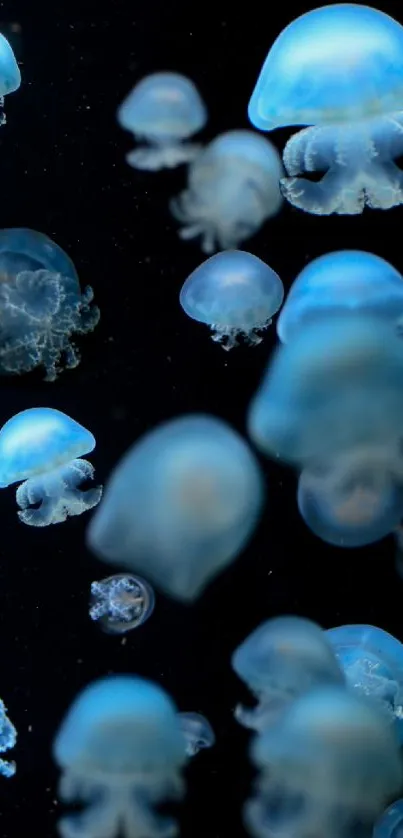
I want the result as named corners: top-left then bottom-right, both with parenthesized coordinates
top-left (0, 31), bottom-right (20, 102)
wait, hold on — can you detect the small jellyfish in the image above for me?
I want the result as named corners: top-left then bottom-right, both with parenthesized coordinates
top-left (117, 72), bottom-right (207, 170)
top-left (171, 130), bottom-right (283, 252)
top-left (89, 574), bottom-right (155, 634)
top-left (374, 800), bottom-right (403, 838)
top-left (0, 32), bottom-right (20, 125)
top-left (231, 615), bottom-right (344, 731)
top-left (87, 414), bottom-right (264, 602)
top-left (53, 675), bottom-right (187, 838)
top-left (0, 698), bottom-right (17, 779)
top-left (0, 228), bottom-right (99, 381)
top-left (248, 5), bottom-right (403, 215)
top-left (0, 407), bottom-right (102, 526)
top-left (326, 624), bottom-right (403, 741)
top-left (277, 251), bottom-right (403, 344)
top-left (178, 712), bottom-right (215, 757)
top-left (180, 250), bottom-right (284, 350)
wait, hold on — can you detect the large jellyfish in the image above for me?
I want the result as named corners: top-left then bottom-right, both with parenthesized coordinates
top-left (0, 228), bottom-right (99, 381)
top-left (245, 686), bottom-right (403, 838)
top-left (171, 130), bottom-right (283, 252)
top-left (277, 251), bottom-right (403, 344)
top-left (180, 250), bottom-right (284, 350)
top-left (117, 72), bottom-right (207, 170)
top-left (231, 615), bottom-right (344, 731)
top-left (89, 574), bottom-right (155, 634)
top-left (248, 4), bottom-right (403, 215)
top-left (0, 32), bottom-right (20, 124)
top-left (53, 675), bottom-right (187, 838)
top-left (326, 624), bottom-right (403, 741)
top-left (0, 697), bottom-right (17, 778)
top-left (0, 407), bottom-right (102, 526)
top-left (374, 800), bottom-right (403, 838)
top-left (87, 414), bottom-right (264, 602)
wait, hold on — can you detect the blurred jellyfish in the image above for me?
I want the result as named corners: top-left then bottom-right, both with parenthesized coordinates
top-left (0, 32), bottom-right (20, 124)
top-left (277, 251), bottom-right (403, 344)
top-left (89, 574), bottom-right (155, 634)
top-left (178, 712), bottom-right (215, 757)
top-left (231, 616), bottom-right (344, 731)
top-left (326, 624), bottom-right (403, 741)
top-left (248, 5), bottom-right (403, 215)
top-left (53, 675), bottom-right (187, 838)
top-left (248, 314), bottom-right (403, 467)
top-left (0, 228), bottom-right (99, 381)
top-left (171, 130), bottom-right (283, 252)
top-left (374, 800), bottom-right (403, 838)
top-left (0, 407), bottom-right (102, 526)
top-left (87, 414), bottom-right (264, 602)
top-left (180, 250), bottom-right (284, 350)
top-left (0, 698), bottom-right (17, 779)
top-left (117, 72), bottom-right (207, 170)
top-left (245, 686), bottom-right (403, 838)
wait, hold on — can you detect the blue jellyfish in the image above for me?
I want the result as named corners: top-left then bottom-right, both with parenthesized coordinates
top-left (248, 314), bottom-right (403, 467)
top-left (117, 72), bottom-right (207, 171)
top-left (231, 616), bottom-right (344, 731)
top-left (89, 574), bottom-right (155, 634)
top-left (0, 407), bottom-right (102, 526)
top-left (0, 698), bottom-right (17, 779)
top-left (0, 33), bottom-right (20, 125)
top-left (248, 5), bottom-right (403, 215)
top-left (53, 675), bottom-right (187, 838)
top-left (0, 228), bottom-right (99, 381)
top-left (171, 130), bottom-right (283, 252)
top-left (87, 414), bottom-right (264, 602)
top-left (180, 250), bottom-right (284, 350)
top-left (277, 251), bottom-right (403, 344)
top-left (178, 712), bottom-right (215, 757)
top-left (326, 625), bottom-right (403, 742)
top-left (374, 800), bottom-right (403, 838)
top-left (245, 686), bottom-right (403, 838)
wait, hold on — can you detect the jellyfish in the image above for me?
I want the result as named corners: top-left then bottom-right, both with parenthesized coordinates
top-left (374, 800), bottom-right (403, 838)
top-left (277, 251), bottom-right (403, 344)
top-left (87, 414), bottom-right (264, 602)
top-left (0, 698), bottom-right (17, 779)
top-left (178, 712), bottom-right (215, 757)
top-left (0, 407), bottom-right (102, 526)
top-left (180, 250), bottom-right (284, 350)
top-left (248, 4), bottom-right (403, 215)
top-left (117, 72), bottom-right (207, 171)
top-left (0, 228), bottom-right (99, 381)
top-left (231, 616), bottom-right (344, 732)
top-left (248, 313), bottom-right (403, 468)
top-left (0, 32), bottom-right (20, 125)
top-left (171, 130), bottom-right (283, 252)
top-left (89, 574), bottom-right (155, 634)
top-left (245, 686), bottom-right (403, 838)
top-left (326, 625), bottom-right (403, 741)
top-left (53, 675), bottom-right (187, 838)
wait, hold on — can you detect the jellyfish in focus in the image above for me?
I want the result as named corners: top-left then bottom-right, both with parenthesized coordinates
top-left (245, 686), bottom-right (403, 838)
top-left (374, 800), bottom-right (403, 838)
top-left (0, 32), bottom-right (20, 125)
top-left (248, 5), bottom-right (403, 215)
top-left (178, 712), bottom-right (215, 757)
top-left (180, 250), bottom-right (284, 350)
top-left (89, 574), bottom-right (155, 634)
top-left (0, 698), bottom-right (17, 778)
top-left (277, 251), bottom-right (403, 344)
top-left (117, 72), bottom-right (207, 170)
top-left (0, 407), bottom-right (102, 526)
top-left (0, 228), bottom-right (99, 381)
top-left (326, 624), bottom-right (403, 741)
top-left (171, 130), bottom-right (283, 252)
top-left (231, 616), bottom-right (344, 731)
top-left (248, 314), bottom-right (403, 467)
top-left (53, 675), bottom-right (187, 838)
top-left (87, 414), bottom-right (264, 602)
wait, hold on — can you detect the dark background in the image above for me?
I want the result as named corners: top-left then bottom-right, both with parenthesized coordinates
top-left (0, 0), bottom-right (402, 835)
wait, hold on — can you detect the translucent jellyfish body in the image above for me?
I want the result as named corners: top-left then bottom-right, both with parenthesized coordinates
top-left (248, 314), bottom-right (403, 467)
top-left (87, 414), bottom-right (264, 602)
top-left (0, 698), bottom-right (17, 778)
top-left (326, 624), bottom-right (403, 741)
top-left (117, 72), bottom-right (207, 170)
top-left (0, 228), bottom-right (99, 381)
top-left (180, 250), bottom-right (284, 350)
top-left (53, 675), bottom-right (187, 838)
top-left (178, 712), bottom-right (215, 757)
top-left (0, 407), bottom-right (102, 526)
top-left (171, 130), bottom-right (283, 252)
top-left (0, 33), bottom-right (21, 124)
top-left (245, 686), bottom-right (403, 838)
top-left (277, 251), bottom-right (403, 344)
top-left (89, 574), bottom-right (155, 634)
top-left (231, 615), bottom-right (344, 731)
top-left (374, 800), bottom-right (403, 838)
top-left (248, 4), bottom-right (403, 215)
